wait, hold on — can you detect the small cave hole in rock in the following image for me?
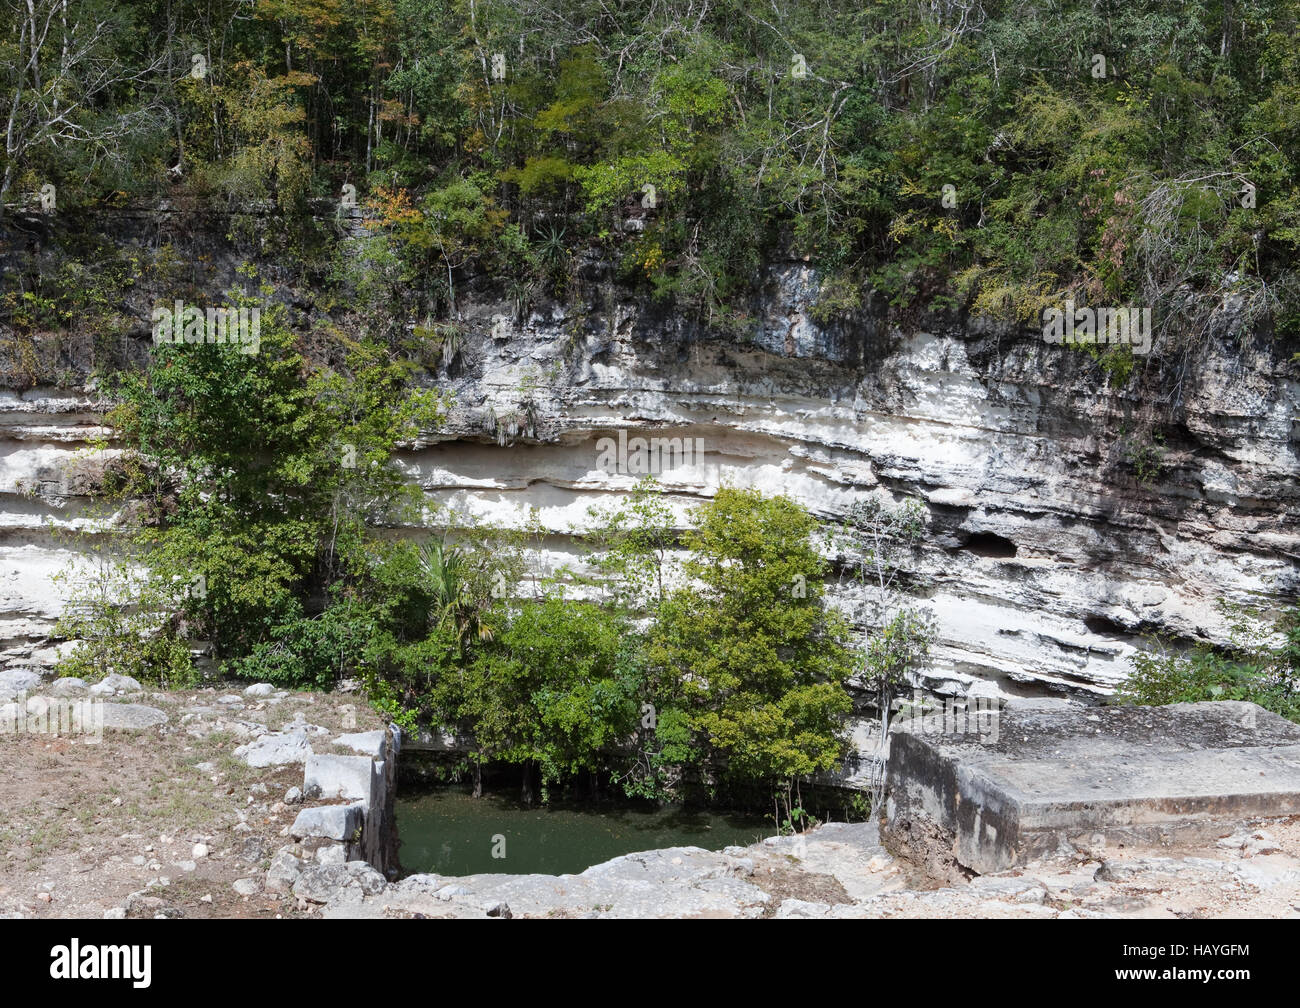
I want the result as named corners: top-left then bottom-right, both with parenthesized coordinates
top-left (1084, 615), bottom-right (1132, 638)
top-left (958, 532), bottom-right (1018, 559)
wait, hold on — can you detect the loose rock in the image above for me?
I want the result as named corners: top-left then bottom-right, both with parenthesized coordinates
top-left (233, 878), bottom-right (260, 897)
top-left (89, 673), bottom-right (143, 697)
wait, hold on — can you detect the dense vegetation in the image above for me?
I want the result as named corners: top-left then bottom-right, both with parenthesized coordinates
top-left (51, 306), bottom-right (935, 815)
top-left (7, 0), bottom-right (1299, 815)
top-left (3, 0), bottom-right (1299, 366)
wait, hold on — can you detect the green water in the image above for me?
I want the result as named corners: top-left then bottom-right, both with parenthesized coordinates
top-left (397, 789), bottom-right (774, 877)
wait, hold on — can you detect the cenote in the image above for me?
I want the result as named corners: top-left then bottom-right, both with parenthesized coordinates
top-left (397, 788), bottom-right (775, 877)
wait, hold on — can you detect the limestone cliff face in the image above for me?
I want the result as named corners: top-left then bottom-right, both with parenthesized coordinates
top-left (2, 214), bottom-right (1298, 699)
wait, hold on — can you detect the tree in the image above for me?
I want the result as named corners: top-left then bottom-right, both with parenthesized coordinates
top-left (0, 0), bottom-right (168, 210)
top-left (649, 487), bottom-right (854, 824)
top-left (462, 596), bottom-right (640, 804)
top-left (200, 63), bottom-right (316, 213)
top-left (826, 496), bottom-right (935, 813)
top-left (582, 474), bottom-right (677, 611)
top-left (104, 278), bottom-right (444, 672)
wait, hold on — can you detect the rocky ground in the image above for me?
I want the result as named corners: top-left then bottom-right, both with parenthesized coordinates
top-left (3, 673), bottom-right (1299, 919)
top-left (0, 673), bottom-right (385, 919)
top-left (303, 818), bottom-right (1300, 920)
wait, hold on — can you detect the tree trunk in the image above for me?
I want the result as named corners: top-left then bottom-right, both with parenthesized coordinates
top-left (520, 760), bottom-right (534, 806)
top-left (872, 682), bottom-right (893, 816)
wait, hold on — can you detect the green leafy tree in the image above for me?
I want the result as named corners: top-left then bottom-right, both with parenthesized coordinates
top-left (649, 487), bottom-right (854, 820)
top-left (461, 596), bottom-right (640, 803)
top-left (103, 279), bottom-right (444, 684)
top-left (582, 475), bottom-right (677, 611)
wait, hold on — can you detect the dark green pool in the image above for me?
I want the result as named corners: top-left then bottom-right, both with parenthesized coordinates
top-left (397, 790), bottom-right (774, 877)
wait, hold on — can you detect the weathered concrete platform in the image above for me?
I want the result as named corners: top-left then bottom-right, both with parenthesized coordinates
top-left (881, 701), bottom-right (1300, 875)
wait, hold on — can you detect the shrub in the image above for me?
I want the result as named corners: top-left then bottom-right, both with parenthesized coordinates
top-left (1119, 607), bottom-right (1300, 723)
top-left (225, 600), bottom-right (375, 691)
top-left (52, 554), bottom-right (197, 689)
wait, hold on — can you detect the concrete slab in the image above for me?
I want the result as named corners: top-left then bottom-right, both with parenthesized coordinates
top-left (304, 753), bottom-right (372, 801)
top-left (881, 700), bottom-right (1300, 875)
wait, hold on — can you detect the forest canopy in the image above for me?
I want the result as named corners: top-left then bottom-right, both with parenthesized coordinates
top-left (2, 0), bottom-right (1297, 346)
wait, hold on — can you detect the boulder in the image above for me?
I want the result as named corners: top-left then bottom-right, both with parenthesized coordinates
top-left (89, 673), bottom-right (143, 697)
top-left (315, 844), bottom-right (346, 866)
top-left (773, 899), bottom-right (831, 918)
top-left (265, 849), bottom-right (303, 893)
top-left (232, 878), bottom-right (260, 897)
top-left (344, 861), bottom-right (387, 896)
top-left (333, 730), bottom-right (386, 760)
top-left (234, 730), bottom-right (313, 768)
top-left (0, 668), bottom-right (42, 699)
top-left (292, 864), bottom-right (352, 904)
top-left (290, 802), bottom-right (364, 842)
top-left (28, 641), bottom-right (80, 667)
top-left (292, 861), bottom-right (386, 904)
